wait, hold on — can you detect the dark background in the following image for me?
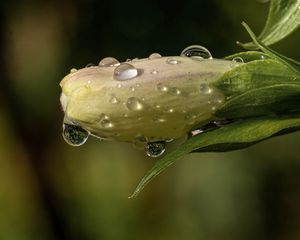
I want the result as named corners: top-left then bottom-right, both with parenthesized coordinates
top-left (1, 0), bottom-right (300, 239)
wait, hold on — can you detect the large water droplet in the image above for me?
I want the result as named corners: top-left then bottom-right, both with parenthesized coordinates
top-left (114, 63), bottom-right (138, 81)
top-left (62, 123), bottom-right (89, 146)
top-left (126, 97), bottom-right (144, 111)
top-left (199, 83), bottom-right (212, 94)
top-left (180, 45), bottom-right (212, 59)
top-left (166, 58), bottom-right (180, 65)
top-left (99, 57), bottom-right (119, 67)
top-left (145, 141), bottom-right (166, 157)
top-left (149, 53), bottom-right (162, 59)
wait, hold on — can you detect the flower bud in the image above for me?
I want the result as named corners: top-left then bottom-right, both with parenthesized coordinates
top-left (60, 56), bottom-right (232, 143)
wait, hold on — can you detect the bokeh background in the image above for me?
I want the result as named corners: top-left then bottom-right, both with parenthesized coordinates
top-left (1, 0), bottom-right (300, 239)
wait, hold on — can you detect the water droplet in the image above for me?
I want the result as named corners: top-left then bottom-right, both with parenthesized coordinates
top-left (126, 58), bottom-right (131, 62)
top-left (170, 87), bottom-right (181, 95)
top-left (100, 119), bottom-right (114, 128)
top-left (153, 116), bottom-right (166, 123)
top-left (70, 68), bottom-right (77, 73)
top-left (145, 141), bottom-right (166, 157)
top-left (180, 45), bottom-right (212, 59)
top-left (136, 83), bottom-right (141, 88)
top-left (166, 58), bottom-right (179, 65)
top-left (155, 104), bottom-right (161, 109)
top-left (230, 57), bottom-right (244, 67)
top-left (114, 63), bottom-right (138, 81)
top-left (199, 83), bottom-right (212, 94)
top-left (85, 80), bottom-right (91, 89)
top-left (123, 113), bottom-right (129, 118)
top-left (151, 70), bottom-right (158, 74)
top-left (85, 63), bottom-right (95, 68)
top-left (116, 83), bottom-right (122, 88)
top-left (99, 57), bottom-right (119, 67)
top-left (157, 83), bottom-right (168, 92)
top-left (109, 95), bottom-right (120, 104)
top-left (167, 108), bottom-right (174, 113)
top-left (62, 123), bottom-right (89, 146)
top-left (149, 53), bottom-right (162, 59)
top-left (126, 97), bottom-right (144, 111)
top-left (130, 86), bottom-right (135, 92)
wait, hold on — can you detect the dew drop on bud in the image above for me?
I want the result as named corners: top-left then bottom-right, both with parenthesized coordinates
top-left (199, 83), bottom-right (212, 94)
top-left (126, 97), bottom-right (144, 111)
top-left (114, 63), bottom-right (138, 81)
top-left (100, 119), bottom-right (114, 128)
top-left (70, 68), bottom-right (77, 73)
top-left (149, 53), bottom-right (162, 59)
top-left (180, 45), bottom-right (213, 60)
top-left (166, 58), bottom-right (179, 65)
top-left (230, 57), bottom-right (244, 67)
top-left (99, 57), bottom-right (120, 67)
top-left (145, 141), bottom-right (166, 157)
top-left (62, 123), bottom-right (89, 146)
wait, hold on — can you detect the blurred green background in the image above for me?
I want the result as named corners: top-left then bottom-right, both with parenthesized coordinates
top-left (1, 0), bottom-right (300, 239)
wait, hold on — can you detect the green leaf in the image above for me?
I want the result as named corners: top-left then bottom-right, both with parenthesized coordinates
top-left (214, 59), bottom-right (300, 118)
top-left (240, 0), bottom-right (300, 49)
top-left (130, 116), bottom-right (300, 198)
top-left (239, 22), bottom-right (300, 73)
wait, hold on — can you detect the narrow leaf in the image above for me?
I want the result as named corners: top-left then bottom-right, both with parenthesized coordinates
top-left (241, 0), bottom-right (300, 49)
top-left (130, 116), bottom-right (300, 197)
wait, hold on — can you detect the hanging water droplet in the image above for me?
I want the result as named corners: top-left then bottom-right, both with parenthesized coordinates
top-left (166, 58), bottom-right (179, 65)
top-left (230, 57), bottom-right (244, 67)
top-left (145, 141), bottom-right (166, 157)
top-left (85, 63), bottom-right (95, 68)
top-left (149, 53), bottom-right (162, 59)
top-left (157, 83), bottom-right (168, 92)
top-left (199, 83), bottom-right (212, 94)
top-left (70, 68), bottom-right (77, 73)
top-left (62, 123), bottom-right (89, 146)
top-left (180, 45), bottom-right (213, 59)
top-left (151, 70), bottom-right (158, 74)
top-left (114, 63), bottom-right (138, 81)
top-left (126, 97), bottom-right (144, 111)
top-left (100, 119), bottom-right (114, 128)
top-left (99, 57), bottom-right (119, 67)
